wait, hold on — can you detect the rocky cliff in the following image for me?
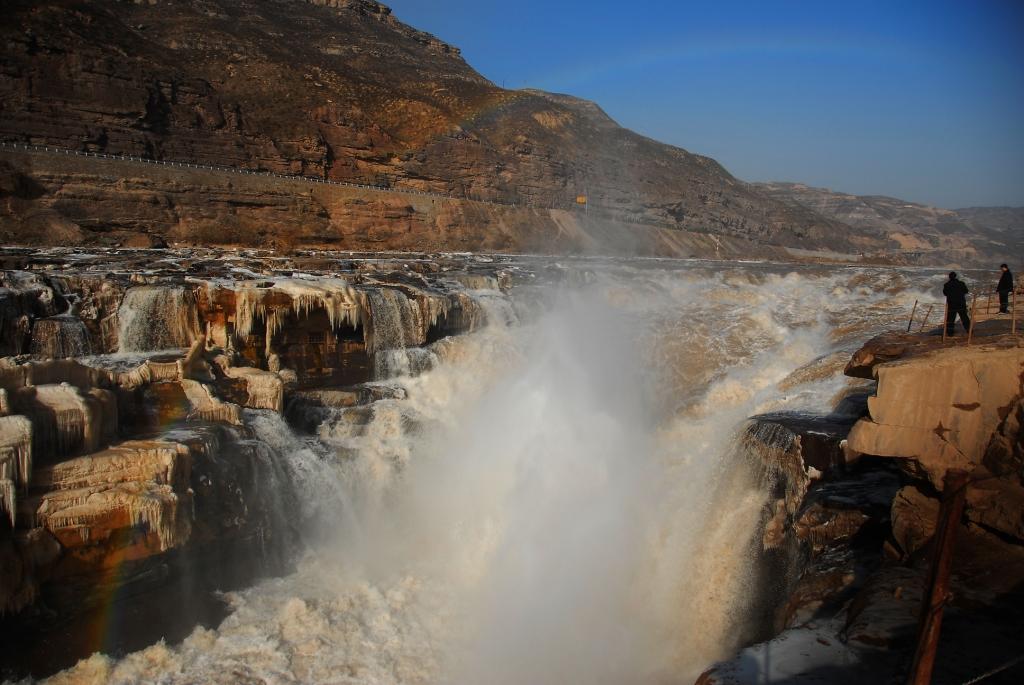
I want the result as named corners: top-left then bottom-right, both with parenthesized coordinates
top-left (0, 148), bottom-right (812, 259)
top-left (845, 332), bottom-right (1024, 542)
top-left (0, 0), bottom-right (870, 255)
top-left (701, 325), bottom-right (1024, 684)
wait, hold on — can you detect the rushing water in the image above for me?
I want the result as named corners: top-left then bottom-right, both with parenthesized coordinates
top-left (117, 286), bottom-right (201, 353)
top-left (29, 316), bottom-right (92, 359)
top-left (40, 261), bottom-right (939, 685)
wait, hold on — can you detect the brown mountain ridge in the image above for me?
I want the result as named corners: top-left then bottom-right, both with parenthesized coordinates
top-left (0, 0), bottom-right (1014, 264)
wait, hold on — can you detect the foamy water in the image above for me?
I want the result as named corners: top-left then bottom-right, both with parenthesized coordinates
top-left (40, 262), bottom-right (941, 685)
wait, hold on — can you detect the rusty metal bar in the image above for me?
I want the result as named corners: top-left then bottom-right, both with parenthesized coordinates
top-left (907, 299), bottom-right (919, 332)
top-left (1013, 290), bottom-right (1017, 335)
top-left (906, 469), bottom-right (969, 685)
top-left (918, 304), bottom-right (934, 333)
top-left (967, 294), bottom-right (979, 345)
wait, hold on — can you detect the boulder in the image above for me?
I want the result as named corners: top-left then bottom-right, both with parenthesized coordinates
top-left (846, 343), bottom-right (1024, 489)
top-left (890, 485), bottom-right (939, 559)
top-left (22, 438), bottom-right (195, 557)
top-left (221, 366), bottom-right (284, 412)
top-left (965, 477), bottom-right (1024, 542)
top-left (8, 384), bottom-right (117, 466)
top-left (844, 566), bottom-right (925, 648)
top-left (844, 332), bottom-right (927, 380)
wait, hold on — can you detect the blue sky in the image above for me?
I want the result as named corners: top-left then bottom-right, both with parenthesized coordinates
top-left (386, 0), bottom-right (1024, 208)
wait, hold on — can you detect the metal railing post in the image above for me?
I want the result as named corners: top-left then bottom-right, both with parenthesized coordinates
top-left (918, 304), bottom-right (933, 333)
top-left (1013, 290), bottom-right (1017, 335)
top-left (906, 469), bottom-right (968, 685)
top-left (967, 293), bottom-right (979, 345)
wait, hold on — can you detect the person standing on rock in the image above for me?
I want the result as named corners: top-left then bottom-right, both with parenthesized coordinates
top-left (943, 271), bottom-right (971, 335)
top-left (996, 263), bottom-right (1013, 313)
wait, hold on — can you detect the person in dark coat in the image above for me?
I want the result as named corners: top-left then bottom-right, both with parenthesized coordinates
top-left (996, 263), bottom-right (1013, 313)
top-left (943, 271), bottom-right (971, 335)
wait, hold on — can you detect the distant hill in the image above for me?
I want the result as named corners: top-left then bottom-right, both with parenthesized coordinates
top-left (955, 207), bottom-right (1024, 236)
top-left (752, 182), bottom-right (1023, 267)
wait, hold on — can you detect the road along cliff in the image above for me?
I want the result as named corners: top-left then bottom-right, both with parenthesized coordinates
top-left (1, 0), bottom-right (881, 258)
top-left (0, 146), bottom-right (810, 260)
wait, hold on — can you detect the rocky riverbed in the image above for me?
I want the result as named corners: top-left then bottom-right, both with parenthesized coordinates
top-left (0, 248), bottom-right (1021, 684)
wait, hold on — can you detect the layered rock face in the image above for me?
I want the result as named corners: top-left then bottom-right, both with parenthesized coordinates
top-left (0, 346), bottom-right (285, 617)
top-left (847, 340), bottom-right (1024, 487)
top-left (846, 332), bottom-right (1024, 548)
top-left (0, 149), bottom-right (810, 260)
top-left (0, 0), bottom-right (868, 255)
top-left (0, 246), bottom-right (525, 675)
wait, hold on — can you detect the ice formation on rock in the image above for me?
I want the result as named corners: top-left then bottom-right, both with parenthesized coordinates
top-left (230, 278), bottom-right (363, 350)
top-left (0, 415), bottom-right (32, 525)
top-left (30, 439), bottom-right (195, 551)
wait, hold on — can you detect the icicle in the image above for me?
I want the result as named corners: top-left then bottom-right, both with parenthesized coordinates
top-left (0, 478), bottom-right (14, 526)
top-left (0, 415), bottom-right (33, 487)
top-left (230, 279), bottom-right (364, 350)
top-left (233, 286), bottom-right (268, 341)
top-left (276, 278), bottom-right (363, 332)
top-left (0, 415), bottom-right (34, 522)
top-left (125, 486), bottom-right (186, 552)
top-left (180, 379), bottom-right (243, 425)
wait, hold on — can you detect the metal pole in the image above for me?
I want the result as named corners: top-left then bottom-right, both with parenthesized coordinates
top-left (919, 304), bottom-right (934, 333)
top-left (906, 469), bottom-right (968, 685)
top-left (908, 299), bottom-right (919, 333)
top-left (1013, 290), bottom-right (1017, 335)
top-left (967, 294), bottom-right (979, 345)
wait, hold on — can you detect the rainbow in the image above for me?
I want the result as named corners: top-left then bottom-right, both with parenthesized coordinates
top-left (526, 33), bottom-right (921, 90)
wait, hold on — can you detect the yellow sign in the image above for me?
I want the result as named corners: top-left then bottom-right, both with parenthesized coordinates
top-left (575, 195), bottom-right (587, 205)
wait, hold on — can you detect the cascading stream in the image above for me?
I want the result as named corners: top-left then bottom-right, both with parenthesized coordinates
top-left (41, 263), bottom-right (938, 685)
top-left (117, 285), bottom-right (201, 353)
top-left (29, 316), bottom-right (92, 359)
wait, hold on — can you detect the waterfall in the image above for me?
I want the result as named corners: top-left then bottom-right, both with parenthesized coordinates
top-left (365, 288), bottom-right (424, 352)
top-left (365, 288), bottom-right (427, 379)
top-left (242, 408), bottom-right (356, 540)
top-left (117, 286), bottom-right (201, 353)
top-left (30, 316), bottom-right (92, 359)
top-left (45, 263), bottom-right (925, 685)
